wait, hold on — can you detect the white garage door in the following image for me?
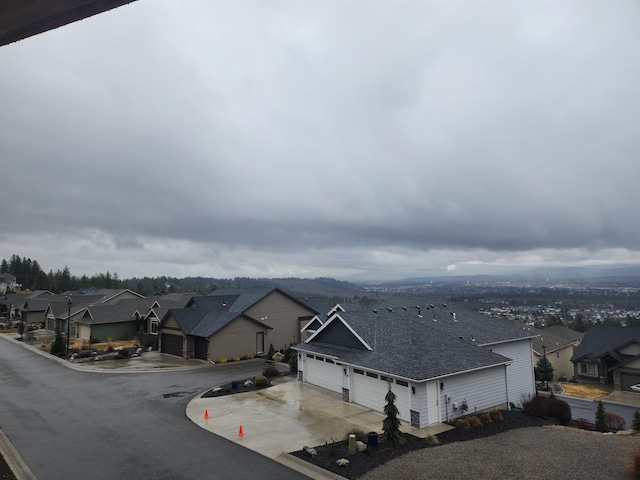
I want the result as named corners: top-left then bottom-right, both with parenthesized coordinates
top-left (305, 355), bottom-right (343, 393)
top-left (352, 370), bottom-right (410, 421)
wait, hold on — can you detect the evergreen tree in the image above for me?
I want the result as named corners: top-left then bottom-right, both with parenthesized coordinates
top-left (50, 330), bottom-right (66, 356)
top-left (535, 355), bottom-right (554, 385)
top-left (595, 400), bottom-right (606, 431)
top-left (382, 381), bottom-right (406, 445)
top-left (632, 411), bottom-right (640, 432)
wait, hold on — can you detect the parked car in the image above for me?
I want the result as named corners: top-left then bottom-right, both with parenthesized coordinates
top-left (630, 384), bottom-right (640, 392)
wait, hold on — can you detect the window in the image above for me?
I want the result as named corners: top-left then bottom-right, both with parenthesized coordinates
top-left (150, 320), bottom-right (159, 335)
top-left (580, 363), bottom-right (596, 376)
top-left (326, 359), bottom-right (335, 364)
top-left (366, 372), bottom-right (378, 378)
top-left (380, 375), bottom-right (389, 382)
top-left (354, 369), bottom-right (364, 375)
top-left (396, 380), bottom-right (409, 387)
top-left (308, 354), bottom-right (314, 359)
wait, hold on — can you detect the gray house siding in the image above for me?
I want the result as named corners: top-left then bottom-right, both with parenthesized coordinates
top-left (243, 291), bottom-right (314, 351)
top-left (488, 338), bottom-right (536, 407)
top-left (209, 317), bottom-right (269, 361)
top-left (439, 365), bottom-right (508, 423)
top-left (87, 322), bottom-right (137, 343)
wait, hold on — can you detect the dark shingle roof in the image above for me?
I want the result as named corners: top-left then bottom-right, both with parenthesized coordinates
top-left (571, 326), bottom-right (640, 363)
top-left (300, 313), bottom-right (510, 381)
top-left (297, 299), bottom-right (523, 382)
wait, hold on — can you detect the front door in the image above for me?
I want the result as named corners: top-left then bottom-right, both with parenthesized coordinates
top-left (256, 332), bottom-right (265, 354)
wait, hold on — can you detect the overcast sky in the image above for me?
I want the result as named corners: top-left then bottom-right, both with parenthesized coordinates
top-left (2, 1), bottom-right (640, 281)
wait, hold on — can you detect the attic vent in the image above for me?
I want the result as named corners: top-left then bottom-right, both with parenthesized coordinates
top-left (402, 306), bottom-right (407, 311)
top-left (373, 309), bottom-right (378, 314)
top-left (442, 303), bottom-right (447, 308)
top-left (388, 308), bottom-right (393, 312)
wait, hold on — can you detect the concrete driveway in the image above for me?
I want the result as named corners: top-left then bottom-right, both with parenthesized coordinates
top-left (185, 375), bottom-right (451, 463)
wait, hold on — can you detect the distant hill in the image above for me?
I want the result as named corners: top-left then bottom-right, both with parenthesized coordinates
top-left (270, 277), bottom-right (369, 299)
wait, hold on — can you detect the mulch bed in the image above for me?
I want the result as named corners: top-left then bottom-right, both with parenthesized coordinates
top-left (289, 410), bottom-right (557, 479)
top-left (201, 380), bottom-right (273, 397)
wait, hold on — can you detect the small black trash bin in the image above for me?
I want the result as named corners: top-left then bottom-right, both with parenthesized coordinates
top-left (367, 432), bottom-right (378, 447)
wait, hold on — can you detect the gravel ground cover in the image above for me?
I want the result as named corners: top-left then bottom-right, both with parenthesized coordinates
top-left (290, 411), bottom-right (638, 480)
top-left (365, 426), bottom-right (639, 480)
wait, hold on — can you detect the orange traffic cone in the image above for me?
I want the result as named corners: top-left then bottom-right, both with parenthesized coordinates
top-left (237, 424), bottom-right (244, 436)
top-left (204, 409), bottom-right (210, 420)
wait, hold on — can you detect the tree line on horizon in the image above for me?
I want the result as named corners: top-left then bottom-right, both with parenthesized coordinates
top-left (0, 254), bottom-right (359, 300)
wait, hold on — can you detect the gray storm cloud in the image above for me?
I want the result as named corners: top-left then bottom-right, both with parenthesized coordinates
top-left (1, 1), bottom-right (640, 279)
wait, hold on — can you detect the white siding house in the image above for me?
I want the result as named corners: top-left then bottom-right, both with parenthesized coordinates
top-left (295, 298), bottom-right (536, 429)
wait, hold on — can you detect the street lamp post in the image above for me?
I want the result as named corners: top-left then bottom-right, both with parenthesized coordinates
top-left (66, 294), bottom-right (72, 355)
top-left (542, 344), bottom-right (548, 390)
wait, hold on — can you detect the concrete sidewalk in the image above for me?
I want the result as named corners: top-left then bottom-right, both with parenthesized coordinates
top-left (602, 390), bottom-right (640, 407)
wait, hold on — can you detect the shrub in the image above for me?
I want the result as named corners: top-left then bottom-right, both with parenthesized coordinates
top-left (572, 418), bottom-right (595, 431)
top-left (522, 394), bottom-right (547, 418)
top-left (216, 357), bottom-right (227, 364)
top-left (489, 409), bottom-right (504, 422)
top-left (114, 353), bottom-right (124, 360)
top-left (605, 412), bottom-right (626, 431)
top-left (262, 366), bottom-right (280, 378)
top-left (633, 411), bottom-right (640, 432)
top-left (343, 429), bottom-right (367, 443)
top-left (425, 434), bottom-right (439, 446)
top-left (254, 375), bottom-right (269, 387)
top-left (480, 413), bottom-right (492, 425)
top-left (231, 356), bottom-right (241, 362)
top-left (466, 416), bottom-right (482, 427)
top-left (629, 450), bottom-right (640, 479)
top-left (455, 418), bottom-right (470, 429)
top-left (244, 353), bottom-right (254, 360)
top-left (522, 394), bottom-right (572, 425)
top-left (105, 339), bottom-right (114, 353)
top-left (268, 343), bottom-right (275, 359)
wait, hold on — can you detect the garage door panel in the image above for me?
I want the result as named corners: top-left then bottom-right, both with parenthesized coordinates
top-left (352, 371), bottom-right (410, 421)
top-left (621, 372), bottom-right (640, 392)
top-left (305, 356), bottom-right (343, 393)
top-left (162, 333), bottom-right (182, 357)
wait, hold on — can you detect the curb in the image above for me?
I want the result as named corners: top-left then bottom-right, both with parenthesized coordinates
top-left (0, 428), bottom-right (36, 480)
top-left (275, 452), bottom-right (348, 480)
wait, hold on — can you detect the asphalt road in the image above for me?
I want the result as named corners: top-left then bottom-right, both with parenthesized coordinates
top-left (0, 338), bottom-right (310, 480)
top-left (563, 395), bottom-right (638, 427)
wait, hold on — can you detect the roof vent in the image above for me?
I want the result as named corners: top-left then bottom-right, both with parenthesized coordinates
top-left (452, 312), bottom-right (457, 322)
top-left (373, 309), bottom-right (378, 314)
top-left (388, 308), bottom-right (393, 312)
top-left (402, 306), bottom-right (407, 311)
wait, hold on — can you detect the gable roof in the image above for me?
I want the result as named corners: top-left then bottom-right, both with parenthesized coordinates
top-left (306, 313), bottom-right (372, 350)
top-left (571, 326), bottom-right (640, 364)
top-left (297, 303), bottom-right (514, 382)
top-left (207, 288), bottom-right (319, 315)
top-left (529, 325), bottom-right (584, 355)
top-left (166, 307), bottom-right (271, 338)
top-left (301, 315), bottom-right (324, 333)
